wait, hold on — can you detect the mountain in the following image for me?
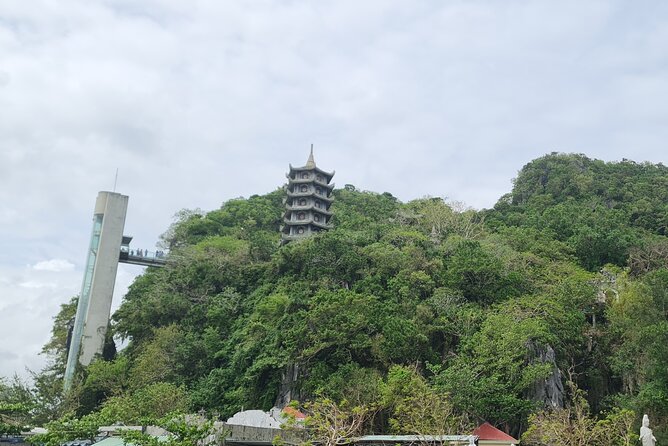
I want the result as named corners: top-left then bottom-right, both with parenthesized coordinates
top-left (12, 153), bottom-right (668, 443)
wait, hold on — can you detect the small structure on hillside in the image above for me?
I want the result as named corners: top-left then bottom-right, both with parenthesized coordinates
top-left (226, 410), bottom-right (282, 429)
top-left (281, 146), bottom-right (335, 243)
top-left (226, 408), bottom-right (307, 430)
top-left (473, 422), bottom-right (519, 446)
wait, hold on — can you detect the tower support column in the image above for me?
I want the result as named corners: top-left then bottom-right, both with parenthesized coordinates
top-left (64, 191), bottom-right (128, 391)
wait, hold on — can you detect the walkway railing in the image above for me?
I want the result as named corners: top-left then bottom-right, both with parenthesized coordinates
top-left (119, 248), bottom-right (167, 267)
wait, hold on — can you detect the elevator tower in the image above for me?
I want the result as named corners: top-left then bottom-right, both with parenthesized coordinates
top-left (63, 191), bottom-right (128, 391)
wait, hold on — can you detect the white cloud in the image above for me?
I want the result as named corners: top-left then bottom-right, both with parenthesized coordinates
top-left (19, 280), bottom-right (58, 289)
top-left (0, 263), bottom-right (81, 378)
top-left (32, 259), bottom-right (75, 272)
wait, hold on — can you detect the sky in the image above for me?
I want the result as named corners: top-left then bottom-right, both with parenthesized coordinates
top-left (1, 0), bottom-right (667, 380)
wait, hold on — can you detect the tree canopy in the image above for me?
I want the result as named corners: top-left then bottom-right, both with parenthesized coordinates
top-left (10, 153), bottom-right (668, 444)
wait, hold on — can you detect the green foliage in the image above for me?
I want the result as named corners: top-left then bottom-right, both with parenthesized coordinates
top-left (307, 364), bottom-right (383, 406)
top-left (605, 270), bottom-right (668, 433)
top-left (29, 411), bottom-right (112, 446)
top-left (436, 292), bottom-right (588, 426)
top-left (381, 365), bottom-right (469, 435)
top-left (0, 376), bottom-right (35, 435)
top-left (13, 154), bottom-right (668, 440)
top-left (443, 239), bottom-right (526, 303)
top-left (119, 414), bottom-right (215, 446)
top-left (77, 357), bottom-right (129, 415)
top-left (489, 153), bottom-right (668, 270)
top-left (98, 382), bottom-right (190, 424)
top-left (128, 326), bottom-right (185, 390)
top-left (302, 398), bottom-right (375, 446)
top-left (41, 296), bottom-right (78, 371)
top-left (404, 197), bottom-right (485, 241)
top-left (522, 384), bottom-right (636, 446)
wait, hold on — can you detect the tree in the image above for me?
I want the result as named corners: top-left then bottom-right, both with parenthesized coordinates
top-left (0, 376), bottom-right (34, 435)
top-left (405, 197), bottom-right (485, 241)
top-left (443, 239), bottom-right (525, 304)
top-left (436, 293), bottom-right (586, 428)
top-left (119, 414), bottom-right (216, 446)
top-left (41, 296), bottom-right (78, 372)
top-left (98, 382), bottom-right (190, 424)
top-left (31, 157), bottom-right (668, 438)
top-left (382, 365), bottom-right (470, 436)
top-left (29, 296), bottom-right (79, 421)
top-left (522, 383), bottom-right (635, 446)
top-left (302, 398), bottom-right (375, 446)
top-left (29, 411), bottom-right (112, 446)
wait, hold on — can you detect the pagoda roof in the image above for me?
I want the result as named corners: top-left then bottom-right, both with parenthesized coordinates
top-left (282, 225), bottom-right (319, 236)
top-left (288, 146), bottom-right (334, 179)
top-left (281, 233), bottom-right (311, 241)
top-left (289, 163), bottom-right (335, 179)
top-left (473, 422), bottom-right (518, 443)
top-left (316, 180), bottom-right (335, 189)
top-left (287, 177), bottom-right (335, 189)
top-left (286, 190), bottom-right (334, 202)
top-left (285, 204), bottom-right (333, 216)
top-left (283, 217), bottom-right (332, 230)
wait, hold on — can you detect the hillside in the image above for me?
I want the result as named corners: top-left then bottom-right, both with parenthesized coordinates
top-left (5, 153), bottom-right (668, 444)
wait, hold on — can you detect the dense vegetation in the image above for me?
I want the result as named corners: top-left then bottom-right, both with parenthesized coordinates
top-left (4, 153), bottom-right (668, 444)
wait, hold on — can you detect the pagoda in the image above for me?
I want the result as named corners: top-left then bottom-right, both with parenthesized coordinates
top-left (281, 146), bottom-right (335, 243)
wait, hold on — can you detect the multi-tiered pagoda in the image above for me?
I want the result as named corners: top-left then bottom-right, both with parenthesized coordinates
top-left (281, 146), bottom-right (335, 243)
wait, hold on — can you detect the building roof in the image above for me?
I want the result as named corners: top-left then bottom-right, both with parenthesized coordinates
top-left (287, 177), bottom-right (335, 189)
top-left (227, 409), bottom-right (282, 429)
top-left (473, 423), bottom-right (518, 442)
top-left (93, 435), bottom-right (170, 446)
top-left (281, 406), bottom-right (307, 420)
top-left (93, 438), bottom-right (126, 446)
top-left (283, 217), bottom-right (332, 229)
top-left (284, 204), bottom-right (333, 216)
top-left (288, 146), bottom-right (335, 179)
top-left (286, 190), bottom-right (334, 202)
top-left (354, 435), bottom-right (477, 445)
top-left (288, 164), bottom-right (335, 179)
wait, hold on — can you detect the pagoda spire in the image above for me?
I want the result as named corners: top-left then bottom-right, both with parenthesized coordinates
top-left (305, 144), bottom-right (315, 169)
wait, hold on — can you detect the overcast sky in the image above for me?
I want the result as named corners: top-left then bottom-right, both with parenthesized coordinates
top-left (1, 0), bottom-right (667, 380)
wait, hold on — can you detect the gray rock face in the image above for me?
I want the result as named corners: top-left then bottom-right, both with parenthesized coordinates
top-left (275, 363), bottom-right (302, 408)
top-left (526, 343), bottom-right (565, 409)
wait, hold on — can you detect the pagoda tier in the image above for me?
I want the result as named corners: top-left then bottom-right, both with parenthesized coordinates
top-left (284, 203), bottom-right (333, 216)
top-left (285, 175), bottom-right (336, 190)
top-left (281, 146), bottom-right (335, 243)
top-left (283, 216), bottom-right (332, 229)
top-left (286, 189), bottom-right (334, 202)
top-left (287, 165), bottom-right (335, 182)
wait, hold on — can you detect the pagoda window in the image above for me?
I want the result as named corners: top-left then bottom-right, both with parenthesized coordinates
top-left (315, 200), bottom-right (321, 208)
top-left (314, 214), bottom-right (320, 222)
top-left (300, 184), bottom-right (308, 193)
top-left (297, 227), bottom-right (305, 234)
top-left (297, 212), bottom-right (306, 220)
top-left (302, 172), bottom-right (309, 179)
top-left (299, 198), bottom-right (307, 206)
top-left (316, 174), bottom-right (323, 182)
top-left (316, 186), bottom-right (322, 195)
